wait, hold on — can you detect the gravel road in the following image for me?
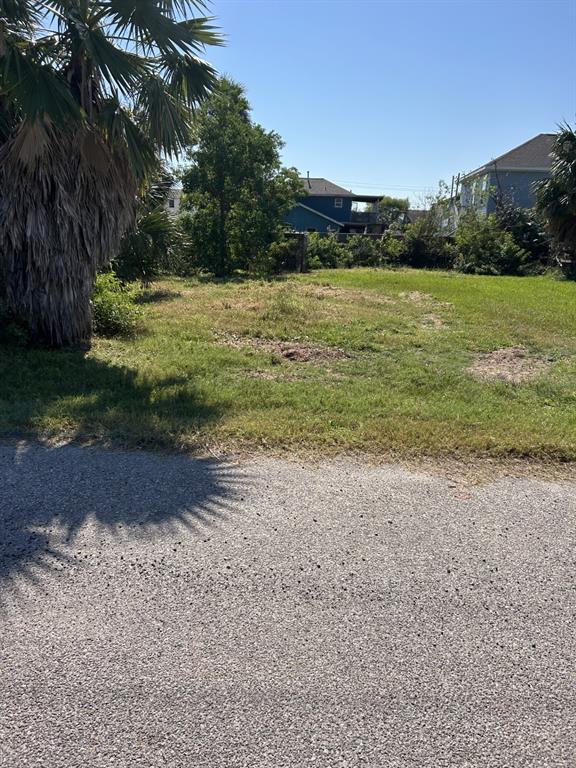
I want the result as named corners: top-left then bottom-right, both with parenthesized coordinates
top-left (1, 442), bottom-right (575, 767)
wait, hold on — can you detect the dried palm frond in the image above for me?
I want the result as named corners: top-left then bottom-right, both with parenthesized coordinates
top-left (0, 121), bottom-right (136, 346)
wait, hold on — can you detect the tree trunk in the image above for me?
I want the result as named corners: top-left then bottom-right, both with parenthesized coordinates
top-left (0, 123), bottom-right (136, 347)
top-left (5, 245), bottom-right (96, 347)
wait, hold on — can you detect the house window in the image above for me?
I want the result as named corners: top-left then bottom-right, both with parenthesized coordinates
top-left (168, 198), bottom-right (175, 208)
top-left (334, 198), bottom-right (343, 208)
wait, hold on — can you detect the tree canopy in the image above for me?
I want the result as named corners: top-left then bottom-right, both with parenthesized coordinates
top-left (181, 78), bottom-right (303, 276)
top-left (378, 195), bottom-right (409, 230)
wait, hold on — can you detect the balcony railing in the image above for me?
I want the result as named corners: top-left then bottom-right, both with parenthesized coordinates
top-left (349, 210), bottom-right (379, 224)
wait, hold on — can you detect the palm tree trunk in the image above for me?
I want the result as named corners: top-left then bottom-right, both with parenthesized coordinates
top-left (5, 245), bottom-right (96, 347)
top-left (0, 123), bottom-right (136, 347)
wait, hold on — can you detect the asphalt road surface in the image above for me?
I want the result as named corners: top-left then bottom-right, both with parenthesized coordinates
top-left (1, 442), bottom-right (575, 767)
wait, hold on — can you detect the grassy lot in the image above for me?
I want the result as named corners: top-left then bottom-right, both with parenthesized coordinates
top-left (1, 268), bottom-right (575, 461)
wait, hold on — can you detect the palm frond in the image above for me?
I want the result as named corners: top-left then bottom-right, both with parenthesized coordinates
top-left (97, 97), bottom-right (156, 181)
top-left (82, 26), bottom-right (149, 95)
top-left (158, 50), bottom-right (216, 105)
top-left (137, 74), bottom-right (192, 155)
top-left (1, 32), bottom-right (81, 124)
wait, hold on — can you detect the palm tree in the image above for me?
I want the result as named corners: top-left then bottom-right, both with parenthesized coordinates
top-left (536, 125), bottom-right (576, 276)
top-left (0, 0), bottom-right (221, 346)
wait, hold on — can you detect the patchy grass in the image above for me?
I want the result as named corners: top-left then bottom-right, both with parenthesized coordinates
top-left (0, 268), bottom-right (575, 461)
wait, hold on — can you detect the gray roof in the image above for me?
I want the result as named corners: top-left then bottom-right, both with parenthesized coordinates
top-left (465, 133), bottom-right (555, 178)
top-left (406, 209), bottom-right (428, 223)
top-left (300, 177), bottom-right (356, 197)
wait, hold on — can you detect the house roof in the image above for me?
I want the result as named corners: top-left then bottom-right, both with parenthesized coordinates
top-left (406, 209), bottom-right (428, 223)
top-left (464, 133), bottom-right (555, 178)
top-left (295, 202), bottom-right (344, 226)
top-left (300, 177), bottom-right (356, 197)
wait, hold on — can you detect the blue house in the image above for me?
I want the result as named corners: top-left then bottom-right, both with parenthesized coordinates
top-left (458, 133), bottom-right (553, 215)
top-left (285, 177), bottom-right (382, 234)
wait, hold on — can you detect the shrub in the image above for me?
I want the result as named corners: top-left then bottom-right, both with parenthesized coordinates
top-left (454, 211), bottom-right (530, 275)
top-left (92, 273), bottom-right (141, 337)
top-left (306, 233), bottom-right (347, 269)
top-left (267, 236), bottom-right (305, 273)
top-left (403, 215), bottom-right (454, 269)
top-left (343, 235), bottom-right (382, 267)
top-left (380, 233), bottom-right (407, 265)
top-left (494, 201), bottom-right (550, 272)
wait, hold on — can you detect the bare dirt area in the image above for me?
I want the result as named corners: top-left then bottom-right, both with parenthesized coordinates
top-left (303, 284), bottom-right (396, 306)
top-left (216, 331), bottom-right (351, 364)
top-left (467, 347), bottom-right (551, 384)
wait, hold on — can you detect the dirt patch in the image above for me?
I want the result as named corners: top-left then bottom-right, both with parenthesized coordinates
top-left (420, 314), bottom-right (445, 329)
top-left (467, 347), bottom-right (551, 384)
top-left (216, 332), bottom-right (350, 364)
top-left (214, 299), bottom-right (266, 312)
top-left (399, 290), bottom-right (432, 303)
top-left (303, 285), bottom-right (396, 305)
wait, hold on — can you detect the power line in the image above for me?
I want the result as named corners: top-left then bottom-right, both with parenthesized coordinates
top-left (332, 180), bottom-right (436, 192)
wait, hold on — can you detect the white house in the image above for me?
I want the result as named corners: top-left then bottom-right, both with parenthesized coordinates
top-left (165, 184), bottom-right (183, 216)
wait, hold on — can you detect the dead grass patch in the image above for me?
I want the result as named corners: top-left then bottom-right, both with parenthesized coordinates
top-left (420, 314), bottom-right (446, 329)
top-left (303, 284), bottom-right (395, 305)
top-left (216, 331), bottom-right (351, 364)
top-left (467, 347), bottom-right (551, 384)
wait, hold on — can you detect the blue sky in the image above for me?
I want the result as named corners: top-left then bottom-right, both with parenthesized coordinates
top-left (206, 0), bottom-right (576, 204)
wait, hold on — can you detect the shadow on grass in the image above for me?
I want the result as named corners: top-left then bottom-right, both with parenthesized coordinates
top-left (195, 272), bottom-right (289, 286)
top-left (135, 289), bottom-right (183, 305)
top-left (0, 347), bottom-right (220, 450)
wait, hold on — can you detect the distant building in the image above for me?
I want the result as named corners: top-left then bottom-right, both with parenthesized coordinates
top-left (405, 209), bottom-right (428, 225)
top-left (284, 176), bottom-right (383, 234)
top-left (165, 184), bottom-right (183, 216)
top-left (458, 133), bottom-right (554, 215)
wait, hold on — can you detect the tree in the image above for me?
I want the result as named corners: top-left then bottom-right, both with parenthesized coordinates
top-left (0, 0), bottom-right (221, 346)
top-left (378, 195), bottom-right (409, 231)
top-left (536, 125), bottom-right (576, 275)
top-left (181, 78), bottom-right (303, 276)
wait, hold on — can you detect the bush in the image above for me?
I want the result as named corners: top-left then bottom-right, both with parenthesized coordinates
top-left (306, 233), bottom-right (347, 269)
top-left (92, 273), bottom-right (141, 337)
top-left (403, 215), bottom-right (454, 269)
top-left (454, 211), bottom-right (530, 275)
top-left (380, 233), bottom-right (407, 265)
top-left (343, 235), bottom-right (382, 267)
top-left (494, 202), bottom-right (550, 272)
top-left (267, 236), bottom-right (305, 273)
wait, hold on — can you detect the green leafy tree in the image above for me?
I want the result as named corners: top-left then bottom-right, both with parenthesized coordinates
top-left (181, 78), bottom-right (303, 276)
top-left (536, 125), bottom-right (576, 275)
top-left (0, 0), bottom-right (221, 346)
top-left (378, 195), bottom-right (409, 230)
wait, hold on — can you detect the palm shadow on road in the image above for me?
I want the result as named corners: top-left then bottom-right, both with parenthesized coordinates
top-left (0, 351), bottom-right (249, 605)
top-left (0, 441), bottom-right (248, 606)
